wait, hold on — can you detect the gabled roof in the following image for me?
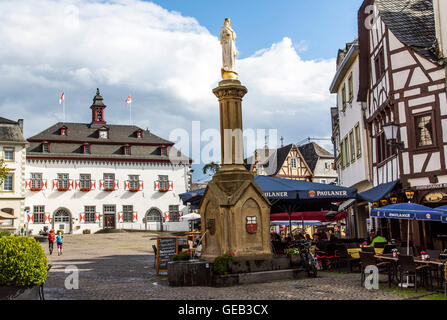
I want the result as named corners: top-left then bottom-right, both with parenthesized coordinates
top-left (0, 117), bottom-right (26, 144)
top-left (27, 122), bottom-right (173, 146)
top-left (376, 0), bottom-right (440, 62)
top-left (298, 142), bottom-right (334, 173)
top-left (245, 144), bottom-right (313, 176)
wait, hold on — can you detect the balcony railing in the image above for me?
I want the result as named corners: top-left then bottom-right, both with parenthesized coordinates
top-left (154, 180), bottom-right (173, 192)
top-left (25, 180), bottom-right (48, 192)
top-left (124, 180), bottom-right (144, 192)
top-left (99, 180), bottom-right (119, 191)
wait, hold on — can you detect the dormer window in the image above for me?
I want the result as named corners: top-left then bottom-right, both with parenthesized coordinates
top-left (83, 143), bottom-right (90, 154)
top-left (60, 126), bottom-right (68, 136)
top-left (42, 142), bottom-right (50, 153)
top-left (137, 130), bottom-right (143, 138)
top-left (124, 145), bottom-right (131, 156)
top-left (161, 145), bottom-right (167, 156)
top-left (98, 127), bottom-right (109, 139)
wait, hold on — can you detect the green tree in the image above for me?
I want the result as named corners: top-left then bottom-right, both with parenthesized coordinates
top-left (0, 160), bottom-right (8, 186)
top-left (202, 162), bottom-right (221, 176)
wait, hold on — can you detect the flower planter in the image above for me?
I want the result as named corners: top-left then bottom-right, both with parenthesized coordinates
top-left (104, 188), bottom-right (115, 192)
top-left (30, 188), bottom-right (42, 192)
top-left (57, 188), bottom-right (69, 192)
top-left (0, 285), bottom-right (41, 300)
top-left (129, 188), bottom-right (140, 192)
top-left (289, 255), bottom-right (302, 267)
top-left (80, 188), bottom-right (92, 192)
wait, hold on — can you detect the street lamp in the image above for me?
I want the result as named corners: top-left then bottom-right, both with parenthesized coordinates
top-left (382, 122), bottom-right (405, 152)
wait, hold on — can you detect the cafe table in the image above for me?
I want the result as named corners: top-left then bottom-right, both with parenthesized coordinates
top-left (348, 247), bottom-right (384, 259)
top-left (375, 253), bottom-right (446, 288)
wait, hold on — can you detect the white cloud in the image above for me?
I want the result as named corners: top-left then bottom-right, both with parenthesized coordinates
top-left (0, 0), bottom-right (336, 172)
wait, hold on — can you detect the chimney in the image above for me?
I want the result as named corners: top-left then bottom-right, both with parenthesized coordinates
top-left (18, 119), bottom-right (23, 133)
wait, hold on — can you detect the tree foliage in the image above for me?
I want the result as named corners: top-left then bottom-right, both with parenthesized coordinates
top-left (202, 162), bottom-right (221, 176)
top-left (0, 159), bottom-right (8, 186)
top-left (0, 236), bottom-right (49, 286)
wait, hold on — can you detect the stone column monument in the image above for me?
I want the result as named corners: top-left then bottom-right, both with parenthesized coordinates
top-left (200, 18), bottom-right (272, 262)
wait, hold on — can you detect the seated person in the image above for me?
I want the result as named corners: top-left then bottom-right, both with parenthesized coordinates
top-left (369, 231), bottom-right (388, 247)
top-left (305, 234), bottom-right (312, 241)
top-left (367, 230), bottom-right (376, 245)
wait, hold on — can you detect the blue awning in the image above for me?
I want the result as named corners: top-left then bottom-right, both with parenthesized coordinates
top-left (371, 203), bottom-right (443, 221)
top-left (433, 205), bottom-right (447, 223)
top-left (179, 176), bottom-right (357, 207)
top-left (357, 180), bottom-right (399, 202)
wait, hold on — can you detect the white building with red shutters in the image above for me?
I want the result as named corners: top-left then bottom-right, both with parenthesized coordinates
top-left (24, 89), bottom-right (192, 234)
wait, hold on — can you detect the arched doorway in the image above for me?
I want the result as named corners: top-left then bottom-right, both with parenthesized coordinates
top-left (53, 208), bottom-right (72, 234)
top-left (145, 208), bottom-right (163, 231)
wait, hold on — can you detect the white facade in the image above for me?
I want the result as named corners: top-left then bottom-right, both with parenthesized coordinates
top-left (312, 157), bottom-right (338, 185)
top-left (0, 119), bottom-right (27, 233)
top-left (330, 43), bottom-right (372, 191)
top-left (25, 159), bottom-right (190, 234)
top-left (0, 143), bottom-right (27, 232)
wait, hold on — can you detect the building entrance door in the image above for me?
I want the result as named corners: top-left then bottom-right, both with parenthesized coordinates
top-left (103, 205), bottom-right (116, 229)
top-left (53, 209), bottom-right (71, 233)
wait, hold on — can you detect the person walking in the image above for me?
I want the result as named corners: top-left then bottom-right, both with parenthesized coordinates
top-left (47, 229), bottom-right (55, 255)
top-left (56, 231), bottom-right (64, 256)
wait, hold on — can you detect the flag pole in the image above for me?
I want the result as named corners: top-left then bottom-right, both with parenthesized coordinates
top-left (63, 95), bottom-right (66, 122)
top-left (130, 101), bottom-right (132, 125)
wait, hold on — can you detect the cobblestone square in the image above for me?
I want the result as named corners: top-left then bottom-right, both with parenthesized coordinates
top-left (41, 232), bottom-right (403, 300)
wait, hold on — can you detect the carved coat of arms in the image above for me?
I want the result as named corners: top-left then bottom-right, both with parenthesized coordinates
top-left (246, 216), bottom-right (257, 234)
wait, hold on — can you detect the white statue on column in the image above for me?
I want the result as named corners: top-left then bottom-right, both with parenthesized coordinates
top-left (220, 18), bottom-right (239, 79)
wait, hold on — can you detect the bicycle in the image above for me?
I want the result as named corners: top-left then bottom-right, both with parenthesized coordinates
top-left (287, 240), bottom-right (318, 278)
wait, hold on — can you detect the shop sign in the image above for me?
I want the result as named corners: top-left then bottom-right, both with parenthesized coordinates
top-left (424, 192), bottom-right (445, 203)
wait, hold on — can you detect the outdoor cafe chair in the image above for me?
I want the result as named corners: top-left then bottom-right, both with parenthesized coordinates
top-left (425, 250), bottom-right (443, 288)
top-left (397, 255), bottom-right (432, 292)
top-left (373, 242), bottom-right (387, 248)
top-left (359, 252), bottom-right (392, 288)
top-left (361, 246), bottom-right (376, 254)
top-left (427, 250), bottom-right (441, 260)
top-left (334, 244), bottom-right (359, 273)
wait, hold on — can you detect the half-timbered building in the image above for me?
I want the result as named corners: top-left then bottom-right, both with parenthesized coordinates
top-left (244, 143), bottom-right (336, 183)
top-left (25, 89), bottom-right (192, 234)
top-left (357, 0), bottom-right (447, 249)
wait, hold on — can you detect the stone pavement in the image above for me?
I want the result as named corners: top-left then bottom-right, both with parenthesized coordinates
top-left (41, 232), bottom-right (403, 300)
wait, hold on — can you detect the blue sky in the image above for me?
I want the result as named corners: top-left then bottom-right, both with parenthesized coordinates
top-left (149, 0), bottom-right (361, 60)
top-left (0, 0), bottom-right (363, 183)
top-left (147, 0), bottom-right (362, 182)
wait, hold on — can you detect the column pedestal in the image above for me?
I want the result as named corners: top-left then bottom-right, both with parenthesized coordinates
top-left (200, 80), bottom-right (272, 262)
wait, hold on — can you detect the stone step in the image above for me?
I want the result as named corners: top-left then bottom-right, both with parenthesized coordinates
top-left (213, 268), bottom-right (307, 287)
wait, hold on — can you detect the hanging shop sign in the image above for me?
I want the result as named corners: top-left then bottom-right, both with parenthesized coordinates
top-left (424, 192), bottom-right (445, 203)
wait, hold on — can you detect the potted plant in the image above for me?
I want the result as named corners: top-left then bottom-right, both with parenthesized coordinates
top-left (172, 252), bottom-right (191, 262)
top-left (0, 236), bottom-right (48, 300)
top-left (420, 250), bottom-right (429, 260)
top-left (284, 248), bottom-right (301, 266)
top-left (213, 250), bottom-right (234, 275)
